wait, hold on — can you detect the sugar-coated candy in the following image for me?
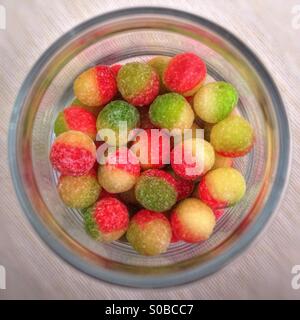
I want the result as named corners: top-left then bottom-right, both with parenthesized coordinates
top-left (58, 169), bottom-right (101, 209)
top-left (74, 65), bottom-right (117, 106)
top-left (135, 169), bottom-right (177, 212)
top-left (199, 167), bottom-right (246, 208)
top-left (96, 100), bottom-right (140, 146)
top-left (117, 62), bottom-right (159, 107)
top-left (50, 131), bottom-right (96, 176)
top-left (84, 197), bottom-right (129, 242)
top-left (193, 82), bottom-right (238, 124)
top-left (54, 106), bottom-right (97, 140)
top-left (163, 52), bottom-right (206, 96)
top-left (210, 115), bottom-right (254, 157)
top-left (126, 210), bottom-right (172, 256)
top-left (98, 147), bottom-right (140, 193)
top-left (171, 198), bottom-right (216, 243)
top-left (149, 93), bottom-right (194, 131)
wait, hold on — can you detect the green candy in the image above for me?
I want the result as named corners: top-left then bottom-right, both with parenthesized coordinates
top-left (210, 115), bottom-right (254, 157)
top-left (194, 82), bottom-right (238, 124)
top-left (126, 212), bottom-right (171, 256)
top-left (135, 174), bottom-right (177, 212)
top-left (96, 100), bottom-right (140, 146)
top-left (117, 62), bottom-right (153, 99)
top-left (58, 173), bottom-right (101, 209)
top-left (149, 93), bottom-right (194, 130)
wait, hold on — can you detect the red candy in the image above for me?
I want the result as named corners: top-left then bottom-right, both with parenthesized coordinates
top-left (93, 197), bottom-right (129, 233)
top-left (50, 131), bottom-right (96, 176)
top-left (64, 107), bottom-right (97, 139)
top-left (163, 53), bottom-right (206, 96)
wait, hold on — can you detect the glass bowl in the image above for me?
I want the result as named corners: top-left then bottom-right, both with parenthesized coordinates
top-left (8, 7), bottom-right (291, 288)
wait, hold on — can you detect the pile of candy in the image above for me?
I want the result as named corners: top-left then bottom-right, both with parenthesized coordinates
top-left (50, 52), bottom-right (255, 256)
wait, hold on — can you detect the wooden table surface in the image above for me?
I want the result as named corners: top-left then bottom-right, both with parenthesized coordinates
top-left (0, 0), bottom-right (299, 299)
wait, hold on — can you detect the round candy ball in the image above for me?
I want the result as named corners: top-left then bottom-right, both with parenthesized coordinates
top-left (193, 82), bottom-right (238, 124)
top-left (210, 115), bottom-right (255, 157)
top-left (126, 210), bottom-right (172, 256)
top-left (130, 129), bottom-right (170, 170)
top-left (148, 56), bottom-right (171, 94)
top-left (58, 169), bottom-right (101, 209)
top-left (171, 138), bottom-right (215, 181)
top-left (163, 52), bottom-right (206, 96)
top-left (212, 154), bottom-right (233, 170)
top-left (198, 167), bottom-right (246, 208)
top-left (135, 169), bottom-right (178, 212)
top-left (171, 198), bottom-right (216, 243)
top-left (98, 147), bottom-right (140, 193)
top-left (149, 93), bottom-right (195, 131)
top-left (54, 106), bottom-right (97, 140)
top-left (96, 100), bottom-right (140, 146)
top-left (84, 197), bottom-right (129, 242)
top-left (74, 65), bottom-right (117, 107)
top-left (117, 62), bottom-right (159, 107)
top-left (50, 131), bottom-right (96, 176)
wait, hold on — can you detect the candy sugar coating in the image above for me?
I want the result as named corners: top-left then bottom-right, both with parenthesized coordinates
top-left (84, 197), bottom-right (129, 242)
top-left (54, 106), bottom-right (97, 140)
top-left (58, 169), bottom-right (101, 209)
top-left (98, 147), bottom-right (140, 193)
top-left (163, 52), bottom-right (206, 96)
top-left (50, 131), bottom-right (96, 176)
top-left (130, 129), bottom-right (170, 170)
top-left (126, 210), bottom-right (172, 256)
top-left (135, 169), bottom-right (178, 212)
top-left (193, 82), bottom-right (238, 124)
top-left (117, 62), bottom-right (160, 107)
top-left (166, 168), bottom-right (194, 201)
top-left (210, 115), bottom-right (255, 157)
top-left (171, 198), bottom-right (216, 243)
top-left (148, 56), bottom-right (171, 94)
top-left (96, 100), bottom-right (140, 146)
top-left (171, 138), bottom-right (215, 181)
top-left (198, 167), bottom-right (246, 208)
top-left (74, 65), bottom-right (117, 106)
top-left (149, 93), bottom-right (195, 131)
top-left (212, 154), bottom-right (233, 170)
